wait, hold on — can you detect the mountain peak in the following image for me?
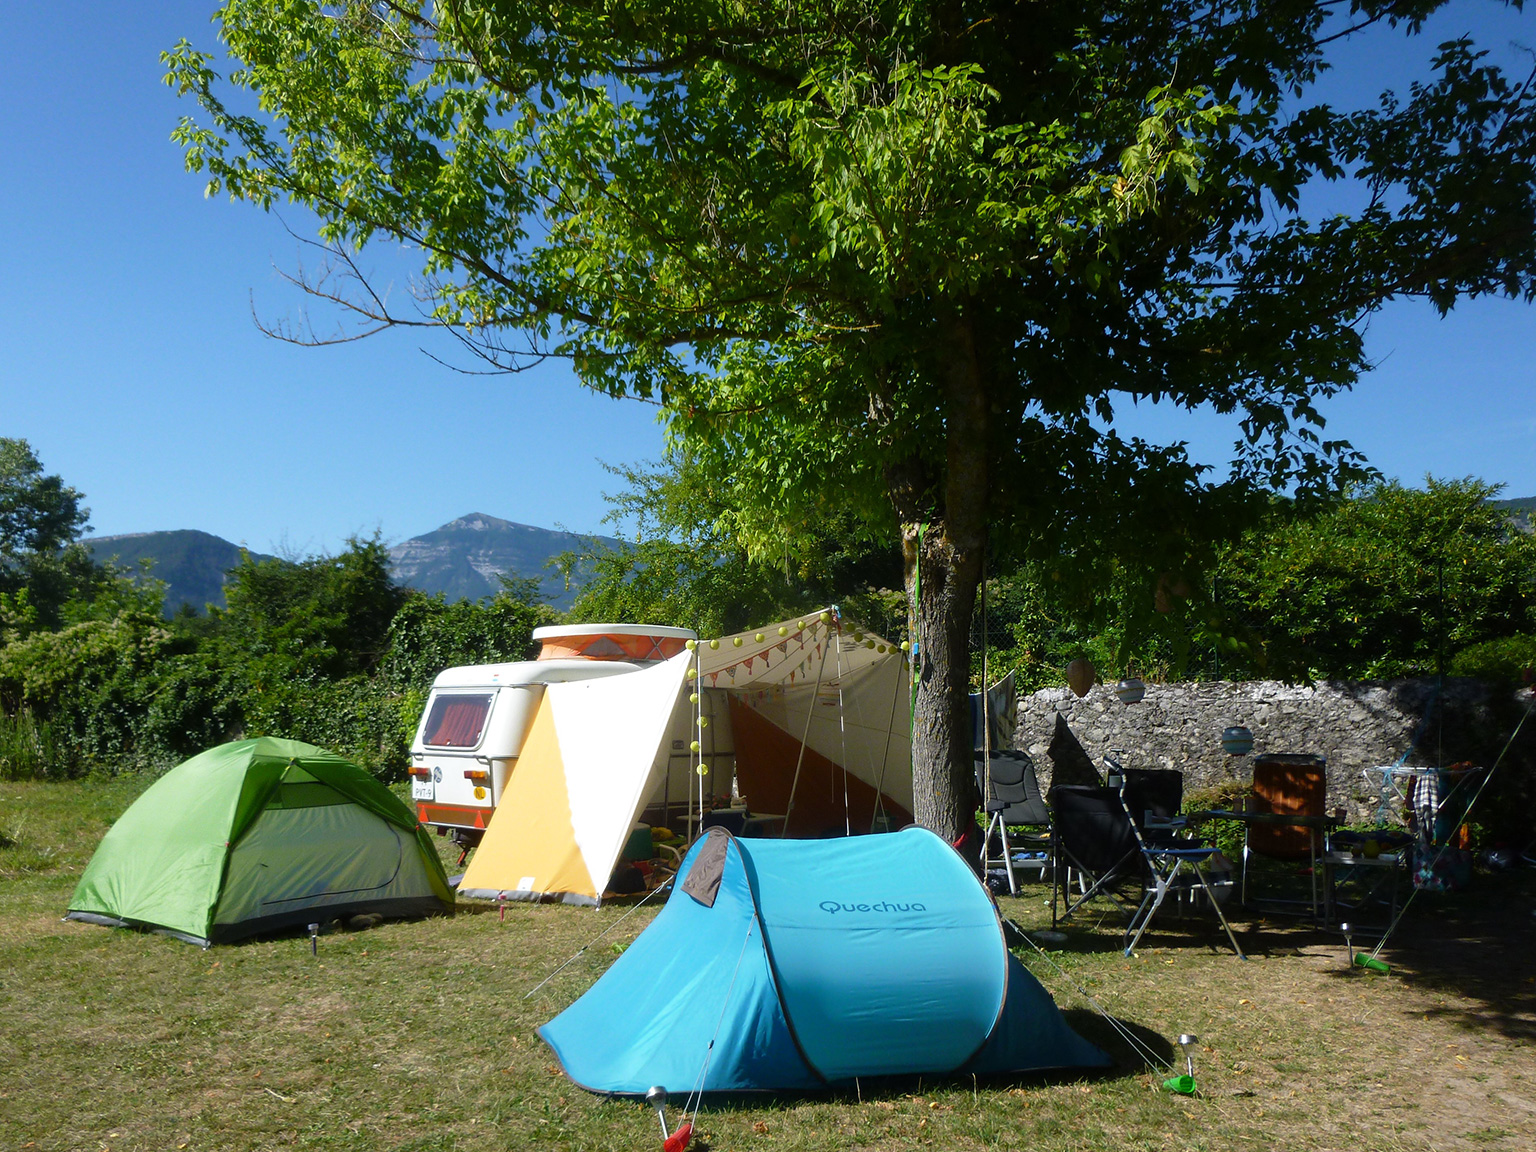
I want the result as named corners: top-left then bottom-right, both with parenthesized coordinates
top-left (389, 515), bottom-right (620, 607)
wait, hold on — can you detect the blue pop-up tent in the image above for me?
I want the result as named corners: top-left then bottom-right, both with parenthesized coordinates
top-left (539, 827), bottom-right (1109, 1094)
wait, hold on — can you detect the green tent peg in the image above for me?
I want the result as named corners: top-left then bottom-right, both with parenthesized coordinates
top-left (1163, 1033), bottom-right (1199, 1095)
top-left (1353, 952), bottom-right (1390, 974)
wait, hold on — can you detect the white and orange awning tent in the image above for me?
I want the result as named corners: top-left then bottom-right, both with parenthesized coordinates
top-left (457, 611), bottom-right (913, 906)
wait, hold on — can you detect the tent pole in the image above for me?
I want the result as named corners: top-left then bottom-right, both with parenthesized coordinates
top-left (783, 616), bottom-right (833, 837)
top-left (836, 620), bottom-right (851, 837)
top-left (869, 652), bottom-right (904, 833)
top-left (981, 549), bottom-right (990, 765)
top-left (692, 643), bottom-right (703, 841)
top-left (980, 552), bottom-right (990, 874)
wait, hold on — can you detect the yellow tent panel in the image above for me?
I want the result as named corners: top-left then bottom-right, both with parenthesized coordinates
top-left (458, 695), bottom-right (595, 901)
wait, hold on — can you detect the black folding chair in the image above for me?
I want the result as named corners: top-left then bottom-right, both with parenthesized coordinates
top-left (1053, 766), bottom-right (1245, 958)
top-left (1117, 783), bottom-right (1246, 959)
top-left (976, 750), bottom-right (1051, 895)
top-left (1049, 785), bottom-right (1144, 928)
top-left (1123, 768), bottom-right (1186, 842)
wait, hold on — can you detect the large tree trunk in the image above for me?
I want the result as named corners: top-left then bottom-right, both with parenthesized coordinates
top-left (899, 306), bottom-right (990, 841)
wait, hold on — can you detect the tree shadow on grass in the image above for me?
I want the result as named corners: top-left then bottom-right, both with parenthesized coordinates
top-left (1364, 867), bottom-right (1536, 1042)
top-left (1060, 867), bottom-right (1536, 1043)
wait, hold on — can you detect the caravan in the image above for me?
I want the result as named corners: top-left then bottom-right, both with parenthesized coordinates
top-left (407, 624), bottom-right (696, 848)
top-left (439, 611), bottom-right (914, 904)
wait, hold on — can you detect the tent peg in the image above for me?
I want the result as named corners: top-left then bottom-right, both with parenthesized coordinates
top-left (1163, 1033), bottom-right (1199, 1095)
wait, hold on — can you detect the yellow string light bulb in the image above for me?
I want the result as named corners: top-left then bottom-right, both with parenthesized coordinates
top-left (778, 626), bottom-right (788, 636)
top-left (820, 611), bottom-right (832, 624)
top-left (686, 668), bottom-right (697, 679)
top-left (709, 638), bottom-right (720, 649)
top-left (689, 740), bottom-right (700, 753)
top-left (698, 717), bottom-right (708, 728)
top-left (796, 620), bottom-right (805, 629)
top-left (755, 632), bottom-right (765, 642)
top-left (865, 639), bottom-right (875, 649)
top-left (900, 640), bottom-right (910, 651)
top-left (696, 764), bottom-right (708, 776)
top-left (685, 639), bottom-right (697, 651)
top-left (733, 637), bottom-right (743, 647)
top-left (689, 693), bottom-right (698, 704)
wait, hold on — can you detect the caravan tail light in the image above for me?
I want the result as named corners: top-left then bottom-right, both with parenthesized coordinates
top-left (407, 766), bottom-right (431, 779)
top-left (463, 768), bottom-right (490, 782)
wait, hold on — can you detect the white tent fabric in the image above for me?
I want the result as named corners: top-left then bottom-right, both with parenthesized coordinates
top-left (696, 612), bottom-right (912, 816)
top-left (552, 651), bottom-right (694, 895)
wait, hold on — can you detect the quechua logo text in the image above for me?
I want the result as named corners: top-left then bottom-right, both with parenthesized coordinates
top-left (818, 900), bottom-right (927, 914)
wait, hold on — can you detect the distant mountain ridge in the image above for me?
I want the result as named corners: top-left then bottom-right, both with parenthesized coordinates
top-left (88, 515), bottom-right (620, 615)
top-left (387, 513), bottom-right (620, 608)
top-left (88, 530), bottom-right (274, 616)
top-left (1491, 495), bottom-right (1535, 534)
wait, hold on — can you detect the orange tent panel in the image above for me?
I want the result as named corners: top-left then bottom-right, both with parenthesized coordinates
top-left (729, 696), bottom-right (913, 836)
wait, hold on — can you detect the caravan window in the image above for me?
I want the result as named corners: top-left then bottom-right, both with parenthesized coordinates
top-left (422, 693), bottom-right (494, 748)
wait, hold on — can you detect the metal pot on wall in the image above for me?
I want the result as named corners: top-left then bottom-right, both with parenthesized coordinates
top-left (1221, 725), bottom-right (1254, 755)
top-left (1115, 677), bottom-right (1146, 704)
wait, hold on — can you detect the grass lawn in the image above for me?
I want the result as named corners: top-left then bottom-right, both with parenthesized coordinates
top-left (1, 777), bottom-right (1533, 1151)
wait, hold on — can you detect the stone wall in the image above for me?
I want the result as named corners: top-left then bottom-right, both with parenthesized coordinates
top-left (1014, 677), bottom-right (1510, 820)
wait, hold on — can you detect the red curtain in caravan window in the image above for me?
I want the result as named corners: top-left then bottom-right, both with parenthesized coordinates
top-left (423, 694), bottom-right (493, 747)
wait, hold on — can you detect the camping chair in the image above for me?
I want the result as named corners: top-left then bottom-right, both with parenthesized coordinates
top-left (1241, 754), bottom-right (1329, 917)
top-left (1122, 768), bottom-right (1186, 845)
top-left (1115, 780), bottom-right (1246, 958)
top-left (1049, 785), bottom-right (1144, 928)
top-left (976, 750), bottom-right (1051, 895)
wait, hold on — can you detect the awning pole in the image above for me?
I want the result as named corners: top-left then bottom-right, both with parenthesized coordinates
top-left (836, 622), bottom-right (851, 837)
top-left (783, 614), bottom-right (834, 837)
top-left (870, 654), bottom-right (904, 833)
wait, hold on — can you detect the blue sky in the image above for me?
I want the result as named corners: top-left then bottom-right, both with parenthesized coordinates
top-left (2, 4), bottom-right (1533, 557)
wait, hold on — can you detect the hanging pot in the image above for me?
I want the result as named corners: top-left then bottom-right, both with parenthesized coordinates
top-left (1115, 677), bottom-right (1146, 704)
top-left (1065, 658), bottom-right (1096, 698)
top-left (1221, 725), bottom-right (1254, 755)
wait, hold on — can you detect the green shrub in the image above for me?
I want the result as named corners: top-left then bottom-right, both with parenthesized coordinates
top-left (0, 709), bottom-right (78, 780)
top-left (1450, 633), bottom-right (1536, 687)
top-left (1183, 780), bottom-right (1250, 863)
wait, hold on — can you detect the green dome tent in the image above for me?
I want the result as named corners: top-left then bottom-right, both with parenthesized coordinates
top-left (66, 738), bottom-right (453, 946)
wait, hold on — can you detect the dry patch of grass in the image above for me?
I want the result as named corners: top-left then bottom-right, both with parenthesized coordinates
top-left (1, 779), bottom-right (1532, 1151)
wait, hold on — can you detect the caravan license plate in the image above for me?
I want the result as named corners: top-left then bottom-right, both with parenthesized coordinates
top-left (411, 779), bottom-right (434, 801)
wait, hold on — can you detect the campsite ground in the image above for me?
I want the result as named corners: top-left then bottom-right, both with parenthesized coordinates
top-left (2, 777), bottom-right (1533, 1152)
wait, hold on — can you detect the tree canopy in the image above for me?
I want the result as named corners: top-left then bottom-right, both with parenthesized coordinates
top-left (1217, 478), bottom-right (1536, 680)
top-left (166, 1), bottom-right (1536, 834)
top-left (972, 478), bottom-right (1536, 691)
top-left (0, 438), bottom-right (106, 635)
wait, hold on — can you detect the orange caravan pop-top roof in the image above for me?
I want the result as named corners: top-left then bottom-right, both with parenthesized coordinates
top-left (531, 623), bottom-right (697, 664)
